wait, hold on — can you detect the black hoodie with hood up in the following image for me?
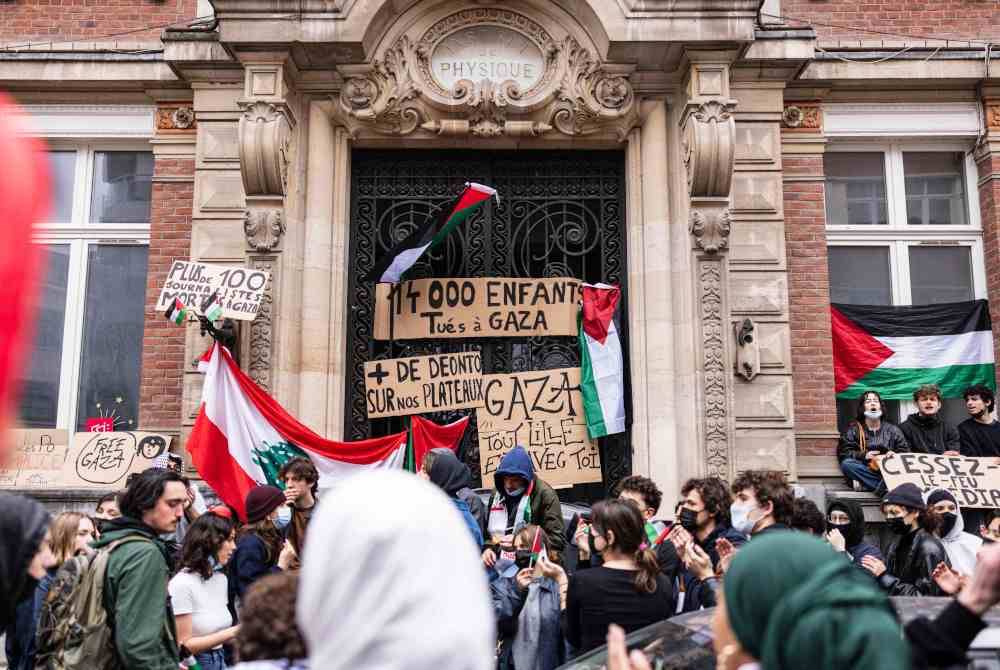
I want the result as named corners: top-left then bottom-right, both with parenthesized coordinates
top-left (429, 450), bottom-right (484, 548)
top-left (826, 497), bottom-right (883, 568)
top-left (2, 493), bottom-right (50, 669)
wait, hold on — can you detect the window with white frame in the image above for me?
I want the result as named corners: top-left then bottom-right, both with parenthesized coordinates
top-left (825, 142), bottom-right (986, 431)
top-left (18, 143), bottom-right (152, 432)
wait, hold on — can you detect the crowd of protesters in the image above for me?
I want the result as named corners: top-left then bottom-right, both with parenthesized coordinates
top-left (3, 420), bottom-right (1000, 669)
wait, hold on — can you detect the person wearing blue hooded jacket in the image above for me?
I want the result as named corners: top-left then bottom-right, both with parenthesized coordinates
top-left (423, 449), bottom-right (483, 549)
top-left (482, 446), bottom-right (566, 566)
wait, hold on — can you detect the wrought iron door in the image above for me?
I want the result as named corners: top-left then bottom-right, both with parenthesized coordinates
top-left (345, 150), bottom-right (630, 500)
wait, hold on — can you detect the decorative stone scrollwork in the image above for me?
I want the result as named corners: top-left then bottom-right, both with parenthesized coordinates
top-left (689, 208), bottom-right (731, 255)
top-left (331, 9), bottom-right (639, 140)
top-left (238, 101), bottom-right (294, 197)
top-left (244, 208), bottom-right (285, 252)
top-left (682, 99), bottom-right (737, 198)
top-left (246, 257), bottom-right (276, 391)
top-left (699, 260), bottom-right (731, 479)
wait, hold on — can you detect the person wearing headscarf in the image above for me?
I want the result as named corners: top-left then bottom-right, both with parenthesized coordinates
top-left (297, 469), bottom-right (493, 670)
top-left (712, 531), bottom-right (910, 670)
top-left (926, 488), bottom-right (982, 575)
top-left (861, 483), bottom-right (950, 596)
top-left (423, 449), bottom-right (483, 548)
top-left (825, 497), bottom-right (883, 568)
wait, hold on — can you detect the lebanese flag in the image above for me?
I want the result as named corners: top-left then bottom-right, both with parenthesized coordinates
top-left (832, 299), bottom-right (996, 400)
top-left (579, 283), bottom-right (626, 439)
top-left (405, 414), bottom-right (470, 472)
top-left (364, 182), bottom-right (498, 283)
top-left (188, 343), bottom-right (408, 519)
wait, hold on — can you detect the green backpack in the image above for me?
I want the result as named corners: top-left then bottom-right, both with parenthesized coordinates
top-left (34, 536), bottom-right (169, 670)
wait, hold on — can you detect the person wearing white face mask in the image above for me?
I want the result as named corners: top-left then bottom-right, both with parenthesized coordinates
top-left (728, 471), bottom-right (794, 541)
top-left (837, 390), bottom-right (909, 495)
top-left (231, 486), bottom-right (297, 606)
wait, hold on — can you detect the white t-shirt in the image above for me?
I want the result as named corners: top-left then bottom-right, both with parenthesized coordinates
top-left (168, 569), bottom-right (233, 644)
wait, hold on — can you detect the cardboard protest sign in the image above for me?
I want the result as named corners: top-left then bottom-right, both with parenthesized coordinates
top-left (880, 452), bottom-right (1000, 509)
top-left (61, 431), bottom-right (172, 489)
top-left (156, 260), bottom-right (269, 322)
top-left (476, 367), bottom-right (601, 488)
top-left (374, 278), bottom-right (581, 340)
top-left (0, 429), bottom-right (69, 488)
top-left (365, 351), bottom-right (484, 419)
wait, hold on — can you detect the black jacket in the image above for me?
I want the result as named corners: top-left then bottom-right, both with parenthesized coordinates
top-left (0, 493), bottom-right (49, 630)
top-left (837, 421), bottom-right (909, 463)
top-left (899, 412), bottom-right (960, 455)
top-left (878, 528), bottom-right (950, 596)
top-left (906, 600), bottom-right (987, 669)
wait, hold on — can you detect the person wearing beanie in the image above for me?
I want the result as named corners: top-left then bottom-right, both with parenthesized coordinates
top-left (712, 532), bottom-right (910, 670)
top-left (861, 483), bottom-right (950, 595)
top-left (926, 488), bottom-right (982, 575)
top-left (231, 486), bottom-right (296, 604)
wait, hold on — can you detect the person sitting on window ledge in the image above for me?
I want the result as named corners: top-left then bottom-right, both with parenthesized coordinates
top-left (899, 384), bottom-right (960, 456)
top-left (837, 390), bottom-right (909, 496)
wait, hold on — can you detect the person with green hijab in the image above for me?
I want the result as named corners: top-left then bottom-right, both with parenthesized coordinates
top-left (711, 531), bottom-right (910, 670)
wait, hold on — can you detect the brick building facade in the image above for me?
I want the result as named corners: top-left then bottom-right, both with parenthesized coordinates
top-left (4, 0), bottom-right (1000, 512)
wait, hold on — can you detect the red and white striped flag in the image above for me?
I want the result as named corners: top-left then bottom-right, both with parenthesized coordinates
top-left (187, 343), bottom-right (407, 519)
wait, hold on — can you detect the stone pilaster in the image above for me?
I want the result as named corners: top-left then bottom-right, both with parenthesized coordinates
top-left (680, 51), bottom-right (738, 480)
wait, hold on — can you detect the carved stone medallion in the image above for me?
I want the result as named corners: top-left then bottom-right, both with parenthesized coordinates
top-left (244, 208), bottom-right (285, 252)
top-left (332, 9), bottom-right (639, 140)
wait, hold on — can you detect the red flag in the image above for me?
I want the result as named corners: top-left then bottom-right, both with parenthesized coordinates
top-left (410, 415), bottom-right (470, 473)
top-left (581, 283), bottom-right (621, 344)
top-left (0, 94), bottom-right (50, 460)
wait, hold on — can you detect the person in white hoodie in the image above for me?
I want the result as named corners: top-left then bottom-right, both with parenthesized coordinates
top-left (927, 488), bottom-right (982, 575)
top-left (297, 469), bottom-right (494, 670)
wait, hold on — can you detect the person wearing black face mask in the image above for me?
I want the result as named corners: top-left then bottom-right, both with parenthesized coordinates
top-left (927, 489), bottom-right (982, 576)
top-left (861, 483), bottom-right (950, 596)
top-left (826, 498), bottom-right (883, 569)
top-left (667, 478), bottom-right (747, 614)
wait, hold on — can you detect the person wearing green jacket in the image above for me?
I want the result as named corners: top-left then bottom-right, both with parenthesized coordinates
top-left (91, 468), bottom-right (189, 670)
top-left (483, 445), bottom-right (565, 565)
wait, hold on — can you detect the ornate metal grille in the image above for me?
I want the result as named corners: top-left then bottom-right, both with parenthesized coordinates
top-left (345, 149), bottom-right (630, 499)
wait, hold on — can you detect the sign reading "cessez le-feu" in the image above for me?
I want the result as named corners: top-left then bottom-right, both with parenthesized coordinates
top-left (374, 277), bottom-right (581, 340)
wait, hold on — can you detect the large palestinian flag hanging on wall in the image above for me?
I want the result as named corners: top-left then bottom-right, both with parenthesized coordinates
top-left (832, 299), bottom-right (996, 400)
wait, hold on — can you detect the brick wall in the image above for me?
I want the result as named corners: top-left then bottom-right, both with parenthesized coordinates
top-left (976, 149), bottom-right (1000, 389)
top-left (0, 0), bottom-right (198, 46)
top-left (138, 156), bottom-right (194, 433)
top-left (783, 153), bottom-right (839, 457)
top-left (780, 0), bottom-right (1000, 44)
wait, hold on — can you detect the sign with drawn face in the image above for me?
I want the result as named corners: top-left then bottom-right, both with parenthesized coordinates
top-left (61, 431), bottom-right (172, 488)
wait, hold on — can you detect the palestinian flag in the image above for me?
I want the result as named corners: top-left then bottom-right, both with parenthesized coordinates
top-left (165, 297), bottom-right (188, 325)
top-left (404, 414), bottom-right (470, 473)
top-left (832, 299), bottom-right (996, 400)
top-left (364, 182), bottom-right (498, 283)
top-left (579, 283), bottom-right (626, 439)
top-left (187, 342), bottom-right (408, 520)
top-left (202, 290), bottom-right (223, 322)
top-left (528, 525), bottom-right (547, 567)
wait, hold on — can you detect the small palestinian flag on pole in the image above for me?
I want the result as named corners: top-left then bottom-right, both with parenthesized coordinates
top-left (832, 299), bottom-right (996, 399)
top-left (165, 297), bottom-right (188, 326)
top-left (528, 525), bottom-right (547, 567)
top-left (202, 290), bottom-right (224, 322)
top-left (364, 182), bottom-right (498, 283)
top-left (579, 283), bottom-right (626, 439)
